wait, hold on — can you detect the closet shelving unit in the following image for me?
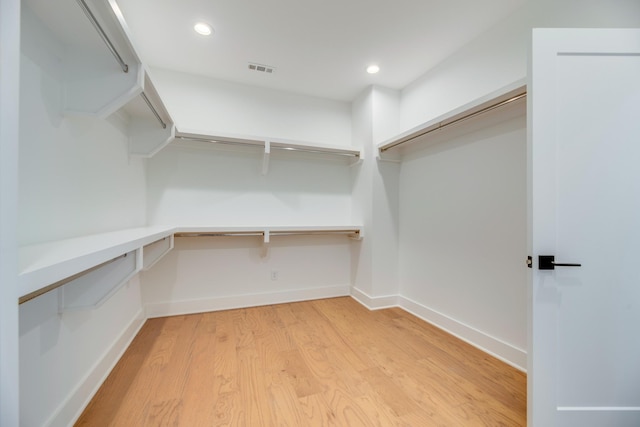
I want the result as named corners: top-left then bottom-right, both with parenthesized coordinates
top-left (378, 80), bottom-right (527, 157)
top-left (24, 0), bottom-right (176, 158)
top-left (18, 0), bottom-right (178, 309)
top-left (18, 225), bottom-right (362, 308)
top-left (174, 129), bottom-right (363, 175)
top-left (19, 0), bottom-right (363, 309)
top-left (18, 227), bottom-right (175, 306)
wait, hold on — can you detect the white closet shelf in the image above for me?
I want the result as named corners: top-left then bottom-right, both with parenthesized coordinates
top-left (18, 224), bottom-right (362, 305)
top-left (378, 79), bottom-right (527, 156)
top-left (173, 129), bottom-right (362, 174)
top-left (18, 226), bottom-right (174, 304)
top-left (24, 0), bottom-right (175, 157)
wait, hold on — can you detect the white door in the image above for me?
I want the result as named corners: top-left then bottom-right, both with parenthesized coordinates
top-left (529, 29), bottom-right (640, 426)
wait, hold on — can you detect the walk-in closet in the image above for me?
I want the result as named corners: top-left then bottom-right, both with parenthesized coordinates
top-left (1, 0), bottom-right (639, 425)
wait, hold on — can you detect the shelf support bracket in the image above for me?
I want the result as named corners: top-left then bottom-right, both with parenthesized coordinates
top-left (349, 150), bottom-right (364, 167)
top-left (260, 229), bottom-right (270, 258)
top-left (377, 149), bottom-right (402, 163)
top-left (262, 141), bottom-right (271, 175)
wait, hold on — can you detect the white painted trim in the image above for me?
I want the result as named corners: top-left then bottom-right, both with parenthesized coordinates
top-left (145, 285), bottom-right (350, 318)
top-left (348, 292), bottom-right (526, 370)
top-left (350, 287), bottom-right (399, 310)
top-left (1, 0), bottom-right (21, 424)
top-left (398, 295), bottom-right (526, 371)
top-left (45, 309), bottom-right (146, 427)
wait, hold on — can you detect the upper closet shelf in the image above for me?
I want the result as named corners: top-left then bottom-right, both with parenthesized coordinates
top-left (24, 0), bottom-right (175, 157)
top-left (378, 80), bottom-right (527, 157)
top-left (174, 129), bottom-right (363, 175)
top-left (18, 226), bottom-right (175, 304)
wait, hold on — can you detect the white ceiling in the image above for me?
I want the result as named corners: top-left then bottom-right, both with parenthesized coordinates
top-left (113, 0), bottom-right (526, 102)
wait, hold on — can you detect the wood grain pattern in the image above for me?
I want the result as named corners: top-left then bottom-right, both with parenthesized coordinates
top-left (76, 297), bottom-right (526, 426)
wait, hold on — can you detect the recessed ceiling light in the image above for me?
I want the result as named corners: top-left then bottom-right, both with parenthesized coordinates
top-left (194, 22), bottom-right (213, 36)
top-left (367, 64), bottom-right (380, 74)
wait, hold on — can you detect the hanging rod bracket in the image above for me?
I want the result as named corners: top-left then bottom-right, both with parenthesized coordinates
top-left (262, 141), bottom-right (271, 175)
top-left (261, 230), bottom-right (270, 258)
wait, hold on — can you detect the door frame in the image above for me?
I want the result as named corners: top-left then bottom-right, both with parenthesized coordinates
top-left (0, 0), bottom-right (21, 425)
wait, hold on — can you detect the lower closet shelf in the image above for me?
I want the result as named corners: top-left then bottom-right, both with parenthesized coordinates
top-left (17, 224), bottom-right (362, 306)
top-left (18, 226), bottom-right (175, 304)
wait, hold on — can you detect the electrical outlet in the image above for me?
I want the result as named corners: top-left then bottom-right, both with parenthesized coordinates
top-left (271, 270), bottom-right (278, 281)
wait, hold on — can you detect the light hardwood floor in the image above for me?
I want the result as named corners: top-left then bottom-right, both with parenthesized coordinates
top-left (76, 297), bottom-right (526, 426)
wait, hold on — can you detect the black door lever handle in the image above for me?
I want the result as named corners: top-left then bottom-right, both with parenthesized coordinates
top-left (539, 255), bottom-right (581, 270)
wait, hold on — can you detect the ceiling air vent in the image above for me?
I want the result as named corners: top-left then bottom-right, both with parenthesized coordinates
top-left (248, 62), bottom-right (275, 74)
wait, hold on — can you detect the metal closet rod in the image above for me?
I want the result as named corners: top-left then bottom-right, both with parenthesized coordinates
top-left (76, 0), bottom-right (129, 73)
top-left (174, 230), bottom-right (360, 238)
top-left (275, 146), bottom-right (360, 158)
top-left (141, 92), bottom-right (167, 129)
top-left (174, 136), bottom-right (360, 157)
top-left (175, 232), bottom-right (265, 237)
top-left (174, 135), bottom-right (263, 148)
top-left (18, 252), bottom-right (129, 305)
top-left (381, 91), bottom-right (527, 152)
top-left (269, 230), bottom-right (360, 237)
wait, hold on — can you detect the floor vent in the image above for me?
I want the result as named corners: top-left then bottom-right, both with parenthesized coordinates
top-left (248, 62), bottom-right (275, 74)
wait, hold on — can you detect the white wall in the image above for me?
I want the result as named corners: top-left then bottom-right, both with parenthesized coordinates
top-left (143, 70), bottom-right (357, 315)
top-left (1, 0), bottom-right (21, 425)
top-left (19, 10), bottom-right (147, 245)
top-left (400, 10), bottom-right (528, 131)
top-left (392, 0), bottom-right (640, 370)
top-left (400, 0), bottom-right (640, 131)
top-left (19, 279), bottom-right (145, 427)
top-left (143, 143), bottom-right (355, 314)
top-left (350, 86), bottom-right (402, 305)
top-left (398, 110), bottom-right (527, 368)
top-left (18, 7), bottom-right (148, 426)
top-left (395, 2), bottom-right (530, 361)
top-left (143, 235), bottom-right (352, 317)
top-left (371, 87), bottom-right (401, 299)
top-left (349, 89), bottom-right (374, 296)
top-left (151, 68), bottom-right (353, 146)
top-left (146, 144), bottom-right (353, 227)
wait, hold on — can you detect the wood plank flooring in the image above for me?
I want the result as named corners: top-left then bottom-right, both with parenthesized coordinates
top-left (76, 297), bottom-right (526, 426)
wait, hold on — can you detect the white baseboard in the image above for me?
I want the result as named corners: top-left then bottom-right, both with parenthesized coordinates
top-left (350, 287), bottom-right (399, 310)
top-left (47, 308), bottom-right (146, 427)
top-left (398, 296), bottom-right (526, 371)
top-left (349, 290), bottom-right (526, 371)
top-left (145, 285), bottom-right (351, 318)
